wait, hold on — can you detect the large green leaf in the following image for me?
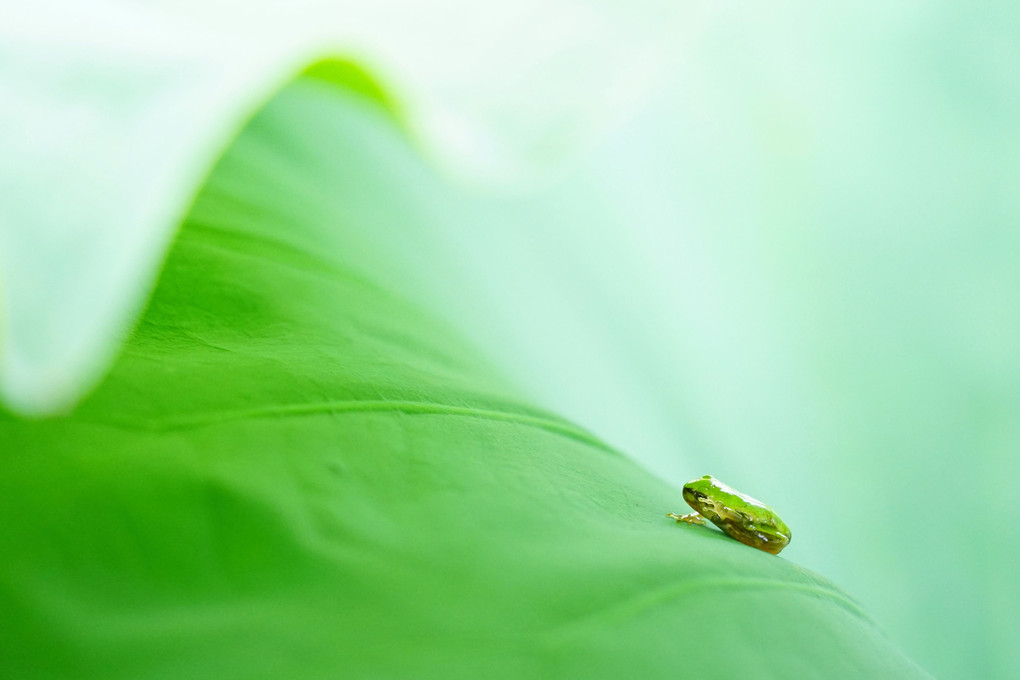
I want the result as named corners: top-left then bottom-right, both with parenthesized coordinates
top-left (0, 77), bottom-right (931, 679)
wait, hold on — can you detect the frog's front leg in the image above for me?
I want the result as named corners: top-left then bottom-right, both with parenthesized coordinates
top-left (667, 512), bottom-right (706, 525)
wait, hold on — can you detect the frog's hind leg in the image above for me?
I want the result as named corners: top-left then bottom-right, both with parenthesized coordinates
top-left (667, 512), bottom-right (706, 525)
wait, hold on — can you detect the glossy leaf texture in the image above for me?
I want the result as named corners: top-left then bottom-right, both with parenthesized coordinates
top-left (0, 78), bottom-right (932, 680)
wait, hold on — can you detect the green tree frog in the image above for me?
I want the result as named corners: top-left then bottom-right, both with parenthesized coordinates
top-left (668, 475), bottom-right (792, 555)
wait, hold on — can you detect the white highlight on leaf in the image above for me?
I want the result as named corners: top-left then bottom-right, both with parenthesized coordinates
top-left (0, 0), bottom-right (703, 414)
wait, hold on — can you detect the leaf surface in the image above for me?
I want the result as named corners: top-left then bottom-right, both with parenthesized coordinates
top-left (0, 78), bottom-right (932, 680)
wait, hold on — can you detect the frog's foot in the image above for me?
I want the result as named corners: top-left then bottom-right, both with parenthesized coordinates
top-left (667, 512), bottom-right (706, 525)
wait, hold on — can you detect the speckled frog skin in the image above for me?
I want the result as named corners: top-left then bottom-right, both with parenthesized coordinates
top-left (668, 475), bottom-right (792, 555)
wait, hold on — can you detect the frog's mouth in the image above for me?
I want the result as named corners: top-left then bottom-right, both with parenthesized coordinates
top-left (682, 487), bottom-right (708, 506)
